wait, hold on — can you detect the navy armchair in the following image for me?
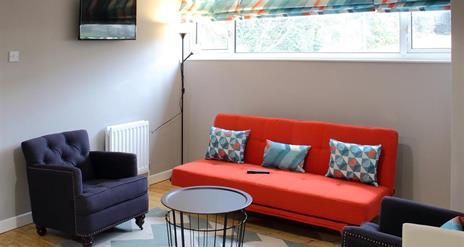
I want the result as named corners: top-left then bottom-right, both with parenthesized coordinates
top-left (340, 196), bottom-right (462, 247)
top-left (21, 130), bottom-right (148, 247)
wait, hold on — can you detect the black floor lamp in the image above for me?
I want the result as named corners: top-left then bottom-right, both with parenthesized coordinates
top-left (149, 30), bottom-right (193, 165)
top-left (180, 32), bottom-right (193, 164)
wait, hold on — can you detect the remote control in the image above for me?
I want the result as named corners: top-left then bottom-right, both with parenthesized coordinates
top-left (247, 169), bottom-right (270, 174)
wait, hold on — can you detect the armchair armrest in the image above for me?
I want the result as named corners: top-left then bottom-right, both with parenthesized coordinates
top-left (90, 151), bottom-right (137, 179)
top-left (28, 164), bottom-right (83, 195)
top-left (379, 196), bottom-right (461, 237)
top-left (27, 164), bottom-right (83, 233)
top-left (341, 226), bottom-right (402, 247)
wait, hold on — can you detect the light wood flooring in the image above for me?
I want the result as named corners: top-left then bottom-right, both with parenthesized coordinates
top-left (0, 180), bottom-right (340, 247)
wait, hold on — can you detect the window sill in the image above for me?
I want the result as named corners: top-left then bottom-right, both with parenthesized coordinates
top-left (188, 53), bottom-right (451, 64)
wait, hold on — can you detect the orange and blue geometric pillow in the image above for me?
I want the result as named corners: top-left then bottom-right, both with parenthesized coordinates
top-left (441, 216), bottom-right (464, 231)
top-left (326, 139), bottom-right (382, 186)
top-left (262, 140), bottom-right (310, 173)
top-left (205, 127), bottom-right (250, 164)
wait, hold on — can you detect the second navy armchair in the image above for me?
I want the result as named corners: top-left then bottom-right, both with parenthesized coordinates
top-left (340, 196), bottom-right (462, 247)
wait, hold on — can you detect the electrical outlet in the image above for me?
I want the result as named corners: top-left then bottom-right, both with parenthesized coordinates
top-left (8, 51), bottom-right (20, 63)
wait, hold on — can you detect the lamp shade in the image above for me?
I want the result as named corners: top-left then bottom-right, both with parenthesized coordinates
top-left (176, 22), bottom-right (194, 35)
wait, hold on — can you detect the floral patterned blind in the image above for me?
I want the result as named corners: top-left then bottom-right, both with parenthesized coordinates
top-left (375, 0), bottom-right (450, 12)
top-left (180, 0), bottom-right (451, 21)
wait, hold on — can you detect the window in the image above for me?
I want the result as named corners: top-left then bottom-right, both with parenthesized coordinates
top-left (411, 11), bottom-right (451, 50)
top-left (196, 20), bottom-right (231, 50)
top-left (192, 10), bottom-right (451, 61)
top-left (236, 13), bottom-right (400, 53)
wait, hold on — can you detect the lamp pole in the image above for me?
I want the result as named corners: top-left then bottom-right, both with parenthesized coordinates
top-left (180, 33), bottom-right (193, 165)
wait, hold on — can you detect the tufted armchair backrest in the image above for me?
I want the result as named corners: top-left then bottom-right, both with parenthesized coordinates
top-left (21, 130), bottom-right (93, 179)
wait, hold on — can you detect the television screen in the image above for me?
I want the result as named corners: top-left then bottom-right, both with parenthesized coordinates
top-left (79, 0), bottom-right (137, 40)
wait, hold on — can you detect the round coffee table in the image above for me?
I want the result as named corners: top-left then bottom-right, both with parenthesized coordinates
top-left (161, 186), bottom-right (253, 247)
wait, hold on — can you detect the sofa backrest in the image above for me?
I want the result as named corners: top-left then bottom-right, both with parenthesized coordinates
top-left (214, 113), bottom-right (399, 191)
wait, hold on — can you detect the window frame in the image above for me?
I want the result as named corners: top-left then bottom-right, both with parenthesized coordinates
top-left (189, 12), bottom-right (451, 62)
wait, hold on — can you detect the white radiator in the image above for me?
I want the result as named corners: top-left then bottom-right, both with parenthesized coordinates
top-left (105, 121), bottom-right (150, 175)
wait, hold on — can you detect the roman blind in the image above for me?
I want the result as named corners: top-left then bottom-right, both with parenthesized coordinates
top-left (180, 0), bottom-right (451, 21)
top-left (375, 0), bottom-right (450, 12)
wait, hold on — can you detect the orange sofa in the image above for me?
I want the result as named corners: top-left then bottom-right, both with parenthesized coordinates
top-left (171, 114), bottom-right (399, 231)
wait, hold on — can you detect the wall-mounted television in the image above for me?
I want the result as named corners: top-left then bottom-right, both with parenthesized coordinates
top-left (79, 0), bottom-right (137, 40)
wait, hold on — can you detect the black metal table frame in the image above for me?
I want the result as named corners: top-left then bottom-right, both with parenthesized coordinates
top-left (161, 186), bottom-right (253, 247)
top-left (165, 209), bottom-right (248, 247)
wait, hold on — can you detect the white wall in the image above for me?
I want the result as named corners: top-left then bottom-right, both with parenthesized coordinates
top-left (0, 0), bottom-right (181, 222)
top-left (185, 60), bottom-right (452, 208)
top-left (451, 0), bottom-right (464, 211)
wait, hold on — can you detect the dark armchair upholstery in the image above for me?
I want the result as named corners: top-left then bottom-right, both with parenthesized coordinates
top-left (21, 130), bottom-right (148, 247)
top-left (340, 196), bottom-right (462, 247)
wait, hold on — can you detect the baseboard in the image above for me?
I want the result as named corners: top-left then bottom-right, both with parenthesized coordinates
top-left (0, 212), bottom-right (33, 234)
top-left (148, 169), bottom-right (172, 185)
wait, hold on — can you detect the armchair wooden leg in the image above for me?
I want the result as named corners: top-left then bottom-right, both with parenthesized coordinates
top-left (135, 214), bottom-right (145, 230)
top-left (81, 236), bottom-right (94, 247)
top-left (36, 225), bottom-right (47, 236)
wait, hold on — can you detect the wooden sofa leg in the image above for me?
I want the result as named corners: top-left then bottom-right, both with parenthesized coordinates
top-left (36, 225), bottom-right (47, 236)
top-left (81, 236), bottom-right (94, 247)
top-left (135, 214), bottom-right (145, 230)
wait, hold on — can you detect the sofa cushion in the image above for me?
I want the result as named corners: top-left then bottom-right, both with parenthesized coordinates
top-left (326, 139), bottom-right (382, 186)
top-left (441, 216), bottom-right (464, 231)
top-left (205, 127), bottom-right (251, 163)
top-left (172, 160), bottom-right (391, 225)
top-left (262, 140), bottom-right (310, 173)
top-left (76, 176), bottom-right (147, 216)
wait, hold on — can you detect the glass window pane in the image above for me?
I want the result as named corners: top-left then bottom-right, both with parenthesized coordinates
top-left (236, 12), bottom-right (400, 53)
top-left (196, 21), bottom-right (229, 50)
top-left (412, 10), bottom-right (451, 49)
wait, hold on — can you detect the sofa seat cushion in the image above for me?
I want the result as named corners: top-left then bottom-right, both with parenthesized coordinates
top-left (172, 160), bottom-right (391, 225)
top-left (76, 176), bottom-right (147, 216)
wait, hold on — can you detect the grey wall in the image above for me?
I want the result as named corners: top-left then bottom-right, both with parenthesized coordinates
top-left (0, 0), bottom-right (181, 221)
top-left (451, 0), bottom-right (464, 211)
top-left (184, 60), bottom-right (452, 208)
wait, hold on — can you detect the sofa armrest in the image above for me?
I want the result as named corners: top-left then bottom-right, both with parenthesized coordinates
top-left (379, 196), bottom-right (462, 237)
top-left (341, 226), bottom-right (402, 247)
top-left (90, 151), bottom-right (137, 179)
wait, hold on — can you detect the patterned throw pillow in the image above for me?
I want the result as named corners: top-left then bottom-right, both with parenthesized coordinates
top-left (205, 127), bottom-right (250, 163)
top-left (441, 216), bottom-right (464, 231)
top-left (326, 139), bottom-right (382, 186)
top-left (262, 140), bottom-right (310, 173)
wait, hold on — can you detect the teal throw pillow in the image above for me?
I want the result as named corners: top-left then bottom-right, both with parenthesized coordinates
top-left (441, 216), bottom-right (464, 231)
top-left (262, 140), bottom-right (310, 173)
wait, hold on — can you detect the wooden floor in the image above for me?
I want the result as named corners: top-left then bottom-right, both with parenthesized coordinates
top-left (0, 180), bottom-right (340, 247)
